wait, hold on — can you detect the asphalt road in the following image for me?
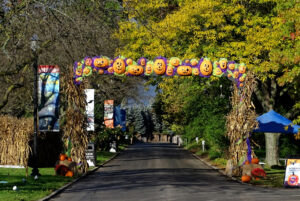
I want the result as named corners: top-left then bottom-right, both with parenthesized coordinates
top-left (50, 143), bottom-right (300, 201)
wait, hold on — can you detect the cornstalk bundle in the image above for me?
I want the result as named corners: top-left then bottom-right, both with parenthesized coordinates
top-left (226, 73), bottom-right (258, 176)
top-left (62, 66), bottom-right (88, 174)
top-left (0, 116), bottom-right (33, 167)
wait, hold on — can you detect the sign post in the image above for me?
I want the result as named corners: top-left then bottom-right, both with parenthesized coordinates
top-left (284, 159), bottom-right (300, 187)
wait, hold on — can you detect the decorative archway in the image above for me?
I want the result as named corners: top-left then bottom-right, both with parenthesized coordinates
top-left (66, 55), bottom-right (256, 175)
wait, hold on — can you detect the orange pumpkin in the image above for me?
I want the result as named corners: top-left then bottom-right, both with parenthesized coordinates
top-left (251, 158), bottom-right (259, 164)
top-left (166, 66), bottom-right (174, 76)
top-left (233, 71), bottom-right (240, 79)
top-left (214, 67), bottom-right (223, 76)
top-left (228, 63), bottom-right (236, 71)
top-left (107, 67), bottom-right (114, 73)
top-left (192, 68), bottom-right (200, 76)
top-left (239, 83), bottom-right (244, 87)
top-left (59, 154), bottom-right (67, 161)
top-left (190, 59), bottom-right (198, 67)
top-left (68, 157), bottom-right (72, 161)
top-left (219, 59), bottom-right (228, 70)
top-left (238, 64), bottom-right (246, 74)
top-left (241, 175), bottom-right (251, 183)
top-left (239, 76), bottom-right (245, 82)
top-left (145, 63), bottom-right (153, 75)
top-left (199, 59), bottom-right (213, 76)
top-left (113, 58), bottom-right (126, 74)
top-left (65, 170), bottom-right (74, 177)
top-left (98, 69), bottom-right (104, 75)
top-left (75, 68), bottom-right (82, 76)
top-left (83, 67), bottom-right (92, 76)
top-left (153, 59), bottom-right (167, 75)
top-left (227, 74), bottom-right (232, 78)
top-left (177, 65), bottom-right (192, 76)
top-left (245, 160), bottom-right (250, 165)
top-left (94, 57), bottom-right (109, 68)
top-left (127, 65), bottom-right (144, 75)
top-left (170, 57), bottom-right (181, 67)
top-left (126, 58), bottom-right (133, 65)
top-left (139, 58), bottom-right (146, 66)
top-left (85, 58), bottom-right (92, 66)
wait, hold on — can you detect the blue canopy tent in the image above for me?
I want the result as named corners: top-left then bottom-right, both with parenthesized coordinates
top-left (253, 110), bottom-right (299, 134)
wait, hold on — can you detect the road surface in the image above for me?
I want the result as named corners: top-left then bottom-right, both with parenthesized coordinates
top-left (50, 143), bottom-right (300, 201)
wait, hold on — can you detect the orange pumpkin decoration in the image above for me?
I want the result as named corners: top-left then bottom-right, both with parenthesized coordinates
top-left (239, 76), bottom-right (245, 82)
top-left (233, 71), bottom-right (239, 79)
top-left (214, 67), bottom-right (223, 76)
top-left (94, 57), bottom-right (109, 68)
top-left (113, 58), bottom-right (126, 74)
top-left (219, 59), bottom-right (228, 70)
top-left (228, 63), bottom-right (236, 71)
top-left (107, 67), bottom-right (114, 73)
top-left (139, 58), bottom-right (146, 66)
top-left (127, 65), bottom-right (144, 75)
top-left (177, 65), bottom-right (192, 76)
top-left (244, 160), bottom-right (250, 165)
top-left (241, 175), bottom-right (251, 183)
top-left (169, 57), bottom-right (181, 67)
top-left (65, 170), bottom-right (74, 177)
top-left (98, 69), bottom-right (104, 75)
top-left (190, 59), bottom-right (198, 67)
top-left (153, 58), bottom-right (167, 75)
top-left (68, 157), bottom-right (72, 161)
top-left (83, 67), bottom-right (92, 76)
top-left (199, 58), bottom-right (213, 76)
top-left (238, 64), bottom-right (246, 74)
top-left (227, 74), bottom-right (232, 78)
top-left (192, 68), bottom-right (200, 76)
top-left (251, 158), bottom-right (259, 164)
top-left (59, 154), bottom-right (67, 161)
top-left (85, 58), bottom-right (92, 66)
top-left (126, 58), bottom-right (133, 65)
top-left (75, 68), bottom-right (83, 76)
top-left (145, 63), bottom-right (153, 75)
top-left (166, 66), bottom-right (174, 76)
top-left (239, 83), bottom-right (244, 87)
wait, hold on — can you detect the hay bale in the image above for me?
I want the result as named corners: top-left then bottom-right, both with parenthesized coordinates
top-left (242, 164), bottom-right (263, 176)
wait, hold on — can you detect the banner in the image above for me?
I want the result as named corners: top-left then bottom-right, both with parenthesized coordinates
top-left (284, 159), bottom-right (300, 187)
top-left (85, 89), bottom-right (95, 131)
top-left (38, 65), bottom-right (59, 132)
top-left (104, 100), bottom-right (114, 128)
top-left (114, 106), bottom-right (126, 132)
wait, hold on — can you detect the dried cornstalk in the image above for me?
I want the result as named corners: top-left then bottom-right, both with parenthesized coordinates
top-left (61, 66), bottom-right (88, 174)
top-left (226, 73), bottom-right (258, 176)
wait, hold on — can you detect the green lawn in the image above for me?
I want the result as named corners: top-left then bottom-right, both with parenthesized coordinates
top-left (249, 167), bottom-right (286, 188)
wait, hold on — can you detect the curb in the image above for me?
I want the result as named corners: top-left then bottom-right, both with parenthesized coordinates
top-left (39, 152), bottom-right (121, 201)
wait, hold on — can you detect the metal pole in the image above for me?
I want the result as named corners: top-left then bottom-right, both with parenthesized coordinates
top-left (31, 35), bottom-right (40, 177)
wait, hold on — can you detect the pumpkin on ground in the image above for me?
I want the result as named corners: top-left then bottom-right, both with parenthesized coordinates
top-left (65, 170), bottom-right (74, 177)
top-left (251, 158), bottom-right (259, 164)
top-left (241, 175), bottom-right (251, 183)
top-left (59, 154), bottom-right (67, 161)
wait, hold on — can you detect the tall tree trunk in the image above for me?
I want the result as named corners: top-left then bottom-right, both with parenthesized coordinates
top-left (265, 132), bottom-right (281, 166)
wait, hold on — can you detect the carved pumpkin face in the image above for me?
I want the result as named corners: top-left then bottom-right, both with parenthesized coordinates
top-left (145, 63), bottom-right (153, 75)
top-left (190, 59), bottom-right (198, 67)
top-left (126, 58), bottom-right (133, 65)
top-left (214, 67), bottom-right (223, 76)
top-left (98, 69), bottom-right (104, 75)
top-left (128, 65), bottom-right (144, 75)
top-left (113, 58), bottom-right (126, 74)
top-left (192, 68), bottom-right (200, 76)
top-left (153, 59), bottom-right (166, 75)
top-left (94, 58), bottom-right (109, 68)
top-left (219, 59), bottom-right (227, 70)
top-left (177, 66), bottom-right (192, 76)
top-left (85, 58), bottom-right (92, 66)
top-left (228, 63), bottom-right (236, 71)
top-left (233, 71), bottom-right (239, 79)
top-left (75, 67), bottom-right (83, 76)
top-left (166, 66), bottom-right (174, 76)
top-left (170, 58), bottom-right (180, 67)
top-left (238, 64), bottom-right (246, 74)
top-left (83, 67), bottom-right (91, 75)
top-left (200, 59), bottom-right (213, 76)
top-left (239, 76), bottom-right (245, 82)
top-left (139, 58), bottom-right (146, 66)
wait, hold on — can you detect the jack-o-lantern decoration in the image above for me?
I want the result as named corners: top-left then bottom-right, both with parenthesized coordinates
top-left (98, 69), bottom-right (104, 75)
top-left (214, 67), bottom-right (223, 76)
top-left (165, 65), bottom-right (174, 76)
top-left (228, 62), bottom-right (236, 71)
top-left (113, 57), bottom-right (126, 75)
top-left (93, 57), bottom-right (110, 68)
top-left (190, 59), bottom-right (198, 67)
top-left (144, 61), bottom-right (154, 76)
top-left (233, 70), bottom-right (240, 79)
top-left (107, 67), bottom-right (114, 74)
top-left (153, 57), bottom-right (167, 75)
top-left (239, 74), bottom-right (246, 82)
top-left (85, 58), bottom-right (92, 66)
top-left (192, 68), bottom-right (200, 76)
top-left (75, 67), bottom-right (83, 76)
top-left (199, 58), bottom-right (213, 77)
top-left (218, 58), bottom-right (228, 71)
top-left (138, 57), bottom-right (147, 66)
top-left (238, 63), bottom-right (246, 74)
top-left (126, 58), bottom-right (133, 65)
top-left (177, 65), bottom-right (192, 76)
top-left (169, 57), bottom-right (181, 67)
top-left (127, 64), bottom-right (144, 76)
top-left (82, 66), bottom-right (92, 77)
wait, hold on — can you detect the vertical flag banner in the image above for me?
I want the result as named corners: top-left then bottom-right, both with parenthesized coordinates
top-left (284, 159), bottom-right (300, 187)
top-left (85, 89), bottom-right (95, 131)
top-left (104, 100), bottom-right (114, 128)
top-left (114, 105), bottom-right (126, 132)
top-left (38, 65), bottom-right (60, 132)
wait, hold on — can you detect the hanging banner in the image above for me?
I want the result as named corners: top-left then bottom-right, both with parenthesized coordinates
top-left (85, 89), bottom-right (95, 131)
top-left (104, 100), bottom-right (114, 128)
top-left (38, 65), bottom-right (60, 132)
top-left (114, 105), bottom-right (126, 132)
top-left (284, 159), bottom-right (300, 187)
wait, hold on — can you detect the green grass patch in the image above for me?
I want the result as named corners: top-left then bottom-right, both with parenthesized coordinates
top-left (0, 167), bottom-right (73, 201)
top-left (96, 151), bottom-right (116, 165)
top-left (249, 168), bottom-right (285, 188)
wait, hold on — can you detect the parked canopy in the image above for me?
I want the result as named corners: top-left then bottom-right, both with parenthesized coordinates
top-left (253, 110), bottom-right (299, 134)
